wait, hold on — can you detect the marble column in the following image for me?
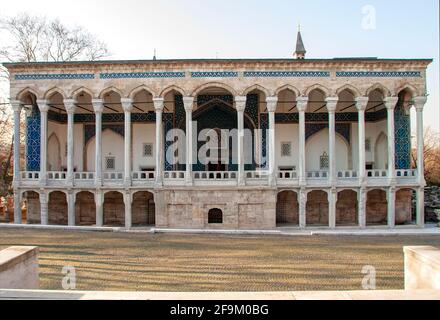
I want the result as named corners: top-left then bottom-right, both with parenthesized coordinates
top-left (95, 191), bottom-right (103, 227)
top-left (121, 98), bottom-right (133, 187)
top-left (11, 101), bottom-right (22, 224)
top-left (235, 96), bottom-right (247, 186)
top-left (67, 191), bottom-right (75, 226)
top-left (92, 99), bottom-right (104, 187)
top-left (326, 97), bottom-right (339, 185)
top-left (37, 100), bottom-right (49, 185)
top-left (64, 99), bottom-right (76, 186)
top-left (297, 97), bottom-right (308, 186)
top-left (266, 97), bottom-right (278, 187)
top-left (124, 192), bottom-right (132, 229)
top-left (299, 187), bottom-right (307, 229)
top-left (356, 97), bottom-right (369, 184)
top-left (183, 97), bottom-right (195, 186)
top-left (413, 96), bottom-right (427, 186)
top-left (40, 192), bottom-right (48, 225)
top-left (153, 98), bottom-right (164, 186)
top-left (416, 187), bottom-right (425, 227)
top-left (358, 187), bottom-right (367, 228)
top-left (384, 97), bottom-right (399, 183)
top-left (328, 188), bottom-right (337, 229)
top-left (387, 187), bottom-right (396, 228)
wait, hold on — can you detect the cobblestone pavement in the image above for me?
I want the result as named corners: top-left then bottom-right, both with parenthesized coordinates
top-left (1, 228), bottom-right (440, 291)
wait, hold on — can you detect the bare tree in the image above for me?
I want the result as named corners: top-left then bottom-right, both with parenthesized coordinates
top-left (0, 12), bottom-right (110, 198)
top-left (412, 127), bottom-right (440, 185)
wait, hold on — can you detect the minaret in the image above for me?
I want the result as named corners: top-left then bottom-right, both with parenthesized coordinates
top-left (294, 24), bottom-right (306, 59)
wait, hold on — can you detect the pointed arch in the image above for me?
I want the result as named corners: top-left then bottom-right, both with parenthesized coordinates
top-left (47, 132), bottom-right (61, 171)
top-left (159, 85), bottom-right (186, 98)
top-left (128, 84), bottom-right (156, 99)
top-left (191, 82), bottom-right (237, 96)
top-left (70, 86), bottom-right (95, 100)
top-left (304, 84), bottom-right (331, 97)
top-left (44, 87), bottom-right (67, 100)
top-left (335, 84), bottom-right (362, 98)
top-left (374, 132), bottom-right (388, 170)
top-left (16, 87), bottom-right (40, 101)
top-left (275, 84), bottom-right (301, 97)
top-left (394, 83), bottom-right (419, 97)
top-left (99, 86), bottom-right (123, 99)
top-left (242, 84), bottom-right (272, 97)
top-left (365, 83), bottom-right (392, 97)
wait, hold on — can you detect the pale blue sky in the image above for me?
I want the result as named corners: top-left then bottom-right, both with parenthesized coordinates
top-left (1, 0), bottom-right (438, 131)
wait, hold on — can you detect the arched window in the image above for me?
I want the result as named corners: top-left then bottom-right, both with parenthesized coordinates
top-left (208, 208), bottom-right (223, 224)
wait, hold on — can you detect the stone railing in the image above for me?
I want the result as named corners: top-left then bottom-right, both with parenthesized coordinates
top-left (278, 171), bottom-right (298, 179)
top-left (366, 169), bottom-right (388, 178)
top-left (20, 171), bottom-right (39, 181)
top-left (47, 171), bottom-right (67, 180)
top-left (74, 172), bottom-right (95, 181)
top-left (103, 172), bottom-right (123, 181)
top-left (194, 171), bottom-right (237, 180)
top-left (132, 171), bottom-right (155, 181)
top-left (164, 171), bottom-right (185, 180)
top-left (306, 171), bottom-right (328, 179)
top-left (0, 246), bottom-right (39, 290)
top-left (246, 171), bottom-right (269, 179)
top-left (396, 169), bottom-right (417, 178)
top-left (337, 170), bottom-right (358, 179)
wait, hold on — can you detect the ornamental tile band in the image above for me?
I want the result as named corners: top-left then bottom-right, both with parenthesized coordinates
top-left (15, 73), bottom-right (95, 80)
top-left (336, 71), bottom-right (421, 77)
top-left (244, 71), bottom-right (330, 77)
top-left (191, 71), bottom-right (238, 78)
top-left (100, 72), bottom-right (185, 79)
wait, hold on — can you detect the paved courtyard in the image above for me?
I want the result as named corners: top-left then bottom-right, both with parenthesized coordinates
top-left (1, 228), bottom-right (440, 291)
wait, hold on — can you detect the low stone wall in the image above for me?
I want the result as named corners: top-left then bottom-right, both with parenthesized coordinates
top-left (0, 246), bottom-right (39, 289)
top-left (425, 185), bottom-right (440, 222)
top-left (404, 246), bottom-right (440, 290)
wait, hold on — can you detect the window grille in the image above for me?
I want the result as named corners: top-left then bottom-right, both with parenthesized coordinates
top-left (105, 157), bottom-right (115, 170)
top-left (320, 152), bottom-right (329, 170)
top-left (143, 143), bottom-right (153, 157)
top-left (281, 142), bottom-right (292, 157)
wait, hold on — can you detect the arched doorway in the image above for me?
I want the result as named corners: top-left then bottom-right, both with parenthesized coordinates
top-left (306, 190), bottom-right (329, 226)
top-left (336, 190), bottom-right (358, 226)
top-left (374, 133), bottom-right (388, 169)
top-left (208, 208), bottom-right (223, 224)
top-left (396, 188), bottom-right (415, 225)
top-left (23, 191), bottom-right (40, 224)
top-left (75, 191), bottom-right (96, 226)
top-left (103, 191), bottom-right (125, 226)
top-left (276, 191), bottom-right (299, 226)
top-left (47, 133), bottom-right (62, 171)
top-left (48, 191), bottom-right (68, 225)
top-left (132, 191), bottom-right (155, 226)
top-left (366, 189), bottom-right (387, 225)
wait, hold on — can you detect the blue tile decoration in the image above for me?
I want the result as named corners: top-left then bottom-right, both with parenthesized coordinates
top-left (174, 95), bottom-right (186, 171)
top-left (15, 73), bottom-right (94, 80)
top-left (26, 105), bottom-right (41, 171)
top-left (191, 71), bottom-right (238, 78)
top-left (163, 113), bottom-right (174, 171)
top-left (245, 94), bottom-right (259, 128)
top-left (394, 101), bottom-right (411, 169)
top-left (260, 113), bottom-right (268, 169)
top-left (244, 71), bottom-right (330, 78)
top-left (336, 71), bottom-right (421, 78)
top-left (100, 72), bottom-right (185, 79)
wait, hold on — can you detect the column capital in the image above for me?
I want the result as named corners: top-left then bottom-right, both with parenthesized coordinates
top-left (183, 96), bottom-right (195, 112)
top-left (63, 99), bottom-right (77, 114)
top-left (384, 97), bottom-right (399, 110)
top-left (413, 96), bottom-right (427, 112)
top-left (266, 96), bottom-right (278, 113)
top-left (325, 97), bottom-right (339, 112)
top-left (121, 98), bottom-right (134, 113)
top-left (10, 100), bottom-right (22, 112)
top-left (92, 99), bottom-right (104, 113)
top-left (355, 97), bottom-right (369, 111)
top-left (36, 99), bottom-right (50, 113)
top-left (153, 97), bottom-right (164, 112)
top-left (235, 96), bottom-right (247, 112)
top-left (296, 97), bottom-right (309, 112)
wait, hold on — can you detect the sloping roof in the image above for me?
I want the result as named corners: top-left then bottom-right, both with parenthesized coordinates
top-left (296, 31), bottom-right (306, 54)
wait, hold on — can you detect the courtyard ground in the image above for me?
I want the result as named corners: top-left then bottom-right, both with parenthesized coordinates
top-left (1, 228), bottom-right (440, 292)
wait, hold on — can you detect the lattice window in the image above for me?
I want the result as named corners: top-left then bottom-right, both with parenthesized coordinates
top-left (320, 152), bottom-right (329, 170)
top-left (105, 157), bottom-right (115, 170)
top-left (143, 143), bottom-right (153, 157)
top-left (281, 142), bottom-right (292, 157)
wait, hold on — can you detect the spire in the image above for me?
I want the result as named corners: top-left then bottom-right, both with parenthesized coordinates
top-left (294, 24), bottom-right (306, 59)
top-left (153, 48), bottom-right (157, 60)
